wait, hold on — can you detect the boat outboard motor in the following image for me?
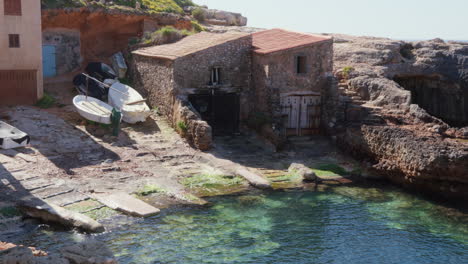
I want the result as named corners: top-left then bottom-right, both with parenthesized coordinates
top-left (73, 73), bottom-right (109, 101)
top-left (85, 62), bottom-right (118, 81)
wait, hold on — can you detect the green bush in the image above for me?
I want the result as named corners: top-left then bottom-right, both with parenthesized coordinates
top-left (112, 0), bottom-right (137, 8)
top-left (177, 120), bottom-right (188, 133)
top-left (35, 93), bottom-right (56, 109)
top-left (42, 0), bottom-right (188, 14)
top-left (137, 184), bottom-right (167, 196)
top-left (342, 66), bottom-right (354, 79)
top-left (192, 7), bottom-right (205, 22)
top-left (160, 26), bottom-right (177, 37)
top-left (173, 0), bottom-right (195, 7)
top-left (139, 26), bottom-right (192, 46)
top-left (191, 20), bottom-right (205, 32)
top-left (141, 0), bottom-right (183, 14)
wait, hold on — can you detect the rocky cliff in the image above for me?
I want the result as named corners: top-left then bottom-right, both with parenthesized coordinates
top-left (331, 34), bottom-right (468, 200)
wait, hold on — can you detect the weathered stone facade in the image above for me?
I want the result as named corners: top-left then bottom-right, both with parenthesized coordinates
top-left (131, 30), bottom-right (334, 150)
top-left (173, 35), bottom-right (253, 121)
top-left (252, 40), bottom-right (334, 143)
top-left (131, 32), bottom-right (252, 150)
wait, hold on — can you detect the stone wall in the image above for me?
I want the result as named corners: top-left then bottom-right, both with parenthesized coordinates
top-left (252, 40), bottom-right (334, 139)
top-left (130, 55), bottom-right (174, 117)
top-left (131, 53), bottom-right (213, 149)
top-left (173, 35), bottom-right (253, 121)
top-left (43, 29), bottom-right (81, 75)
top-left (172, 98), bottom-right (213, 150)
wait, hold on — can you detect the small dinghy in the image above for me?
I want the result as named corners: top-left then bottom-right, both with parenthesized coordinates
top-left (73, 95), bottom-right (113, 124)
top-left (108, 81), bottom-right (151, 124)
top-left (0, 121), bottom-right (30, 149)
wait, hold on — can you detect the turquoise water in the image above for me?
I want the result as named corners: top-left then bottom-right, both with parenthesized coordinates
top-left (17, 186), bottom-right (468, 264)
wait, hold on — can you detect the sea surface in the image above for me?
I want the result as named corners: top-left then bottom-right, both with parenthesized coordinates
top-left (16, 185), bottom-right (468, 264)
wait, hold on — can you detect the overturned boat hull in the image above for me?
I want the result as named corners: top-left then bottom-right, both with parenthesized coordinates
top-left (109, 82), bottom-right (151, 124)
top-left (0, 121), bottom-right (30, 149)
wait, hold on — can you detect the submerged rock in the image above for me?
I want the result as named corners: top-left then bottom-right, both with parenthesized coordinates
top-left (288, 163), bottom-right (317, 181)
top-left (60, 241), bottom-right (117, 264)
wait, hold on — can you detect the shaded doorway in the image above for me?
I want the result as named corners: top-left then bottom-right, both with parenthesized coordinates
top-left (394, 75), bottom-right (468, 127)
top-left (189, 92), bottom-right (240, 135)
top-left (280, 94), bottom-right (321, 136)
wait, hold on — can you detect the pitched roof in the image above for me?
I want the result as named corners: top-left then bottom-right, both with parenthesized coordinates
top-left (132, 31), bottom-right (250, 60)
top-left (252, 28), bottom-right (332, 54)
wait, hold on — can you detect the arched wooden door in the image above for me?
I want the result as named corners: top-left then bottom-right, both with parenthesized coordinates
top-left (281, 94), bottom-right (321, 136)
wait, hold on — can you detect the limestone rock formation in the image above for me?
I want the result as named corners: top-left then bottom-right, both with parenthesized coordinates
top-left (332, 34), bottom-right (468, 199)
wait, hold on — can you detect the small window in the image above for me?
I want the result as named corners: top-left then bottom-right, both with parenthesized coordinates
top-left (4, 0), bottom-right (22, 16)
top-left (8, 34), bottom-right (20, 48)
top-left (210, 67), bottom-right (221, 85)
top-left (296, 55), bottom-right (307, 74)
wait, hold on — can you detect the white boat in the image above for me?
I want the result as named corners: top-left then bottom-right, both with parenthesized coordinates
top-left (0, 121), bottom-right (30, 149)
top-left (108, 81), bottom-right (151, 124)
top-left (73, 95), bottom-right (113, 124)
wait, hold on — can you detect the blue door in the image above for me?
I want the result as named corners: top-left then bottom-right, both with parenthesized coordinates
top-left (42, 45), bottom-right (56, 77)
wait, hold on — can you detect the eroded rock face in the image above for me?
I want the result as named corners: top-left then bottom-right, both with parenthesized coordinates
top-left (42, 9), bottom-right (191, 69)
top-left (333, 34), bottom-right (468, 199)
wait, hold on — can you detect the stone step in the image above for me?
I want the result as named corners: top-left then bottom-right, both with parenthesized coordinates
top-left (14, 179), bottom-right (55, 191)
top-left (31, 186), bottom-right (74, 199)
top-left (93, 192), bottom-right (160, 217)
top-left (45, 192), bottom-right (90, 207)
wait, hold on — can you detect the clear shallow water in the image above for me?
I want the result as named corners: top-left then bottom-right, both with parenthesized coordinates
top-left (17, 186), bottom-right (468, 264)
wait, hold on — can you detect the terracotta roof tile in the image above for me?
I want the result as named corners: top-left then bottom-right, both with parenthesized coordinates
top-left (253, 28), bottom-right (332, 54)
top-left (132, 31), bottom-right (250, 60)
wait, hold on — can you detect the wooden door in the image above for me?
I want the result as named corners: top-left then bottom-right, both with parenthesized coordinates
top-left (281, 94), bottom-right (321, 136)
top-left (42, 45), bottom-right (57, 78)
top-left (0, 70), bottom-right (37, 105)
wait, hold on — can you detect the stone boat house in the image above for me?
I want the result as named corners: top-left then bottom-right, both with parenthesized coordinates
top-left (0, 0), bottom-right (43, 105)
top-left (131, 29), bottom-right (333, 150)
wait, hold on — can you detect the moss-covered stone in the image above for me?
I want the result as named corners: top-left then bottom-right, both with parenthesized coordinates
top-left (137, 184), bottom-right (168, 196)
top-left (181, 173), bottom-right (248, 197)
top-left (64, 200), bottom-right (118, 220)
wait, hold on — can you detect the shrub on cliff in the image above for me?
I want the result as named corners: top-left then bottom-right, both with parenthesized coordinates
top-left (174, 0), bottom-right (195, 8)
top-left (42, 0), bottom-right (188, 14)
top-left (41, 0), bottom-right (87, 8)
top-left (141, 0), bottom-right (183, 14)
top-left (191, 21), bottom-right (205, 32)
top-left (192, 7), bottom-right (206, 22)
top-left (139, 26), bottom-right (192, 46)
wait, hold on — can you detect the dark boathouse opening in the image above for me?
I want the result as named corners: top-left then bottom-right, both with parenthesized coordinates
top-left (189, 92), bottom-right (240, 135)
top-left (394, 75), bottom-right (468, 127)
